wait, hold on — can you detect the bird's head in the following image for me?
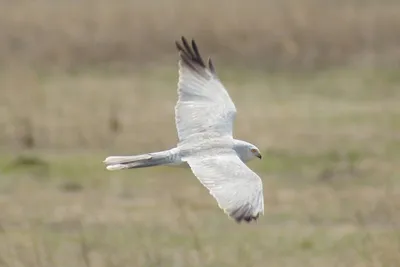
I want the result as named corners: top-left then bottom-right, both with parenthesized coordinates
top-left (250, 146), bottom-right (262, 160)
top-left (233, 140), bottom-right (262, 162)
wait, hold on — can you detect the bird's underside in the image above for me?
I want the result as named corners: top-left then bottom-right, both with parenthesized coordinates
top-left (103, 36), bottom-right (264, 224)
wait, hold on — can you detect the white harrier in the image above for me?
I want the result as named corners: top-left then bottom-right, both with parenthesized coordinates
top-left (104, 36), bottom-right (264, 223)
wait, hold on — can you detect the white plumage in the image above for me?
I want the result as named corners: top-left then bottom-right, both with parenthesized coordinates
top-left (104, 37), bottom-right (264, 223)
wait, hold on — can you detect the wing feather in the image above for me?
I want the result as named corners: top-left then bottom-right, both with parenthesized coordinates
top-left (174, 36), bottom-right (237, 141)
top-left (186, 150), bottom-right (264, 223)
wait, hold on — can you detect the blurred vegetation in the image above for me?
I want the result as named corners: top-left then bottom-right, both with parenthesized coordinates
top-left (0, 0), bottom-right (400, 266)
top-left (1, 0), bottom-right (400, 71)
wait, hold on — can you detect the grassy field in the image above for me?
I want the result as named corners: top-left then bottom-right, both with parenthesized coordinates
top-left (1, 0), bottom-right (400, 71)
top-left (1, 66), bottom-right (400, 266)
top-left (1, 0), bottom-right (400, 266)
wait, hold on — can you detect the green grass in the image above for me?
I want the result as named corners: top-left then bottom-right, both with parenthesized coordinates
top-left (1, 66), bottom-right (400, 266)
top-left (1, 153), bottom-right (400, 266)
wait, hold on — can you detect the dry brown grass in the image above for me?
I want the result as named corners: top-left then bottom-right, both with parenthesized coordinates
top-left (1, 66), bottom-right (400, 266)
top-left (1, 66), bottom-right (400, 152)
top-left (1, 1), bottom-right (400, 266)
top-left (0, 142), bottom-right (400, 267)
top-left (1, 0), bottom-right (400, 71)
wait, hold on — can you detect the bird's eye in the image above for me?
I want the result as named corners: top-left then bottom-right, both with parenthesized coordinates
top-left (250, 148), bottom-right (257, 153)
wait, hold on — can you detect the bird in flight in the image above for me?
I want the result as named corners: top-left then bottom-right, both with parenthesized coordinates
top-left (104, 36), bottom-right (264, 223)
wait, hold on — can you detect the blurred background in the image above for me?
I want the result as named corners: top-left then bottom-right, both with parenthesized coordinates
top-left (1, 0), bottom-right (400, 266)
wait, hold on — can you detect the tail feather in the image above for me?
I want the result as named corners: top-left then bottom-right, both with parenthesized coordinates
top-left (103, 151), bottom-right (175, 171)
top-left (104, 154), bottom-right (151, 165)
top-left (106, 164), bottom-right (130, 171)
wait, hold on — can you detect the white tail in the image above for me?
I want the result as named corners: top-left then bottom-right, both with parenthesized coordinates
top-left (104, 155), bottom-right (151, 164)
top-left (105, 164), bottom-right (129, 171)
top-left (103, 151), bottom-right (174, 171)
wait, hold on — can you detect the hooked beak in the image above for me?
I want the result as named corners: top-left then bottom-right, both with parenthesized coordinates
top-left (256, 152), bottom-right (262, 159)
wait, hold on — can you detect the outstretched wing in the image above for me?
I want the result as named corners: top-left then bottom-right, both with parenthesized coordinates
top-left (174, 36), bottom-right (237, 142)
top-left (186, 150), bottom-right (264, 223)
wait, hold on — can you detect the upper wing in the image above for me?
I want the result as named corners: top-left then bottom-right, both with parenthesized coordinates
top-left (174, 36), bottom-right (237, 142)
top-left (186, 150), bottom-right (264, 223)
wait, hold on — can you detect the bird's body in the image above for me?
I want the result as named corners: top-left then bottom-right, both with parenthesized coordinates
top-left (104, 37), bottom-right (264, 223)
top-left (105, 139), bottom-right (258, 170)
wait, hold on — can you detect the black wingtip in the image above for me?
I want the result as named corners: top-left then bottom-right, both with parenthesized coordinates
top-left (181, 36), bottom-right (191, 54)
top-left (175, 36), bottom-right (216, 75)
top-left (230, 205), bottom-right (261, 224)
top-left (191, 39), bottom-right (205, 67)
top-left (208, 58), bottom-right (215, 73)
top-left (235, 215), bottom-right (259, 224)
